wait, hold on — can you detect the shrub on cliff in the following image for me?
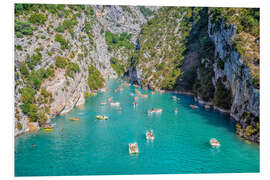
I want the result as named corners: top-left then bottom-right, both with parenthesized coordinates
top-left (55, 26), bottom-right (65, 33)
top-left (217, 58), bottom-right (225, 70)
top-left (65, 62), bottom-right (80, 78)
top-left (105, 31), bottom-right (134, 51)
top-left (244, 125), bottom-right (257, 138)
top-left (213, 78), bottom-right (232, 110)
top-left (139, 6), bottom-right (153, 17)
top-left (55, 34), bottom-right (69, 49)
top-left (19, 62), bottom-right (29, 78)
top-left (29, 13), bottom-right (46, 25)
top-left (28, 53), bottom-right (42, 70)
top-left (55, 56), bottom-right (68, 68)
top-left (87, 65), bottom-right (104, 90)
top-left (20, 86), bottom-right (36, 104)
top-left (15, 20), bottom-right (33, 37)
top-left (193, 66), bottom-right (215, 102)
top-left (110, 57), bottom-right (125, 76)
top-left (17, 122), bottom-right (22, 130)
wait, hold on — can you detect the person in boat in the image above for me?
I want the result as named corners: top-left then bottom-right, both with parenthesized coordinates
top-left (175, 108), bottom-right (178, 112)
top-left (133, 144), bottom-right (137, 151)
top-left (150, 130), bottom-right (153, 137)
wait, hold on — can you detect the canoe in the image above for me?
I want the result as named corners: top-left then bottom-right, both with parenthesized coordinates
top-left (148, 108), bottom-right (162, 113)
top-left (70, 117), bottom-right (79, 121)
top-left (110, 102), bottom-right (120, 106)
top-left (189, 105), bottom-right (198, 109)
top-left (96, 115), bottom-right (108, 120)
top-left (140, 94), bottom-right (148, 98)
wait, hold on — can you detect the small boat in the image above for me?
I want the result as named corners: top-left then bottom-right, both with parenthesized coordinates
top-left (189, 104), bottom-right (198, 109)
top-left (99, 87), bottom-right (108, 92)
top-left (151, 91), bottom-right (155, 95)
top-left (209, 138), bottom-right (220, 148)
top-left (134, 96), bottom-right (138, 101)
top-left (70, 117), bottom-right (79, 121)
top-left (159, 90), bottom-right (165, 93)
top-left (146, 130), bottom-right (154, 140)
top-left (110, 102), bottom-right (120, 106)
top-left (148, 108), bottom-right (162, 113)
top-left (174, 108), bottom-right (178, 113)
top-left (108, 97), bottom-right (113, 101)
top-left (205, 105), bottom-right (211, 109)
top-left (96, 115), bottom-right (108, 120)
top-left (129, 143), bottom-right (139, 154)
top-left (122, 82), bottom-right (130, 87)
top-left (118, 87), bottom-right (123, 91)
top-left (50, 123), bottom-right (56, 127)
top-left (101, 101), bottom-right (107, 105)
top-left (140, 94), bottom-right (148, 98)
top-left (40, 128), bottom-right (53, 131)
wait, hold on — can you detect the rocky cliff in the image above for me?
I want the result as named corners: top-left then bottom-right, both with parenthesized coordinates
top-left (14, 4), bottom-right (157, 136)
top-left (208, 17), bottom-right (259, 142)
top-left (125, 7), bottom-right (260, 142)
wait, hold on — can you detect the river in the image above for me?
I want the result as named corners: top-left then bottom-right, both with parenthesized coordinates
top-left (15, 79), bottom-right (259, 176)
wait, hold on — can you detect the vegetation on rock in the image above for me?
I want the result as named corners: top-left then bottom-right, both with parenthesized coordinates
top-left (209, 8), bottom-right (260, 89)
top-left (110, 57), bottom-right (125, 76)
top-left (87, 65), bottom-right (105, 90)
top-left (213, 78), bottom-right (232, 110)
top-left (105, 31), bottom-right (134, 51)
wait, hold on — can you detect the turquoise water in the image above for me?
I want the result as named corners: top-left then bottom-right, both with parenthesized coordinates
top-left (15, 80), bottom-right (259, 176)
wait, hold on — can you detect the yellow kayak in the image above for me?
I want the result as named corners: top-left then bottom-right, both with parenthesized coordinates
top-left (70, 117), bottom-right (79, 121)
top-left (41, 128), bottom-right (53, 131)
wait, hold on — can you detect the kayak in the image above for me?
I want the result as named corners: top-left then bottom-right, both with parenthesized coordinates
top-left (41, 128), bottom-right (53, 131)
top-left (70, 117), bottom-right (79, 121)
top-left (96, 115), bottom-right (108, 120)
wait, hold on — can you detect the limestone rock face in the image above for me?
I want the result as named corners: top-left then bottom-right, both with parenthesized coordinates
top-left (27, 121), bottom-right (40, 132)
top-left (14, 5), bottom-right (156, 136)
top-left (41, 69), bottom-right (87, 118)
top-left (208, 18), bottom-right (259, 142)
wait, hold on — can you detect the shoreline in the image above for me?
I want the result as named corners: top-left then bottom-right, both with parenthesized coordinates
top-left (164, 89), bottom-right (232, 115)
top-left (160, 88), bottom-right (258, 144)
top-left (16, 80), bottom-right (257, 143)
